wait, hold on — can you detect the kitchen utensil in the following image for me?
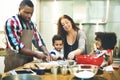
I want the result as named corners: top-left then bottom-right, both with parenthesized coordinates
top-left (9, 69), bottom-right (36, 75)
top-left (95, 50), bottom-right (106, 58)
top-left (32, 64), bottom-right (45, 75)
top-left (2, 74), bottom-right (41, 80)
top-left (32, 68), bottom-right (45, 75)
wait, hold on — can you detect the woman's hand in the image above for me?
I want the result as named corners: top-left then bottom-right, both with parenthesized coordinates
top-left (67, 51), bottom-right (75, 60)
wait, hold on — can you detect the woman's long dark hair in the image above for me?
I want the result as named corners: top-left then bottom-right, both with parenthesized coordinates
top-left (57, 15), bottom-right (79, 38)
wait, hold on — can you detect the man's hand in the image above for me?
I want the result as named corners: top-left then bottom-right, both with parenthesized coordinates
top-left (34, 52), bottom-right (47, 60)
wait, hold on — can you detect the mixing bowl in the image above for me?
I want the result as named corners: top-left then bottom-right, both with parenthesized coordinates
top-left (74, 64), bottom-right (98, 79)
top-left (75, 55), bottom-right (104, 66)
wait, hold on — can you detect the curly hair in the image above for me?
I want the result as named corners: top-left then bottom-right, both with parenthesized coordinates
top-left (95, 32), bottom-right (117, 49)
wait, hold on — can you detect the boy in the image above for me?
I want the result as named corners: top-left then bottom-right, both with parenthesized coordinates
top-left (50, 35), bottom-right (64, 60)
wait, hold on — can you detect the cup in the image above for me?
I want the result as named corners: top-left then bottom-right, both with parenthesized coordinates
top-left (69, 65), bottom-right (79, 74)
top-left (51, 66), bottom-right (58, 75)
top-left (60, 65), bottom-right (68, 75)
top-left (67, 60), bottom-right (76, 66)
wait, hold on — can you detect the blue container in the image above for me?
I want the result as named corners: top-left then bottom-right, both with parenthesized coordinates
top-left (32, 69), bottom-right (45, 75)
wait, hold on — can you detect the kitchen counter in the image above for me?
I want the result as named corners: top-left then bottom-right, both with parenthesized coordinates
top-left (33, 69), bottom-right (120, 80)
top-left (2, 61), bottom-right (120, 80)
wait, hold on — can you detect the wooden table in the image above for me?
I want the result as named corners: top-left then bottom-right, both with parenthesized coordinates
top-left (2, 62), bottom-right (120, 80)
top-left (38, 69), bottom-right (120, 80)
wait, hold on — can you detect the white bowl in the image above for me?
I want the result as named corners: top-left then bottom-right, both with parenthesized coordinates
top-left (74, 64), bottom-right (98, 79)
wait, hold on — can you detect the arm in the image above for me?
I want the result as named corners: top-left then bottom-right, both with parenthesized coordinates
top-left (5, 17), bottom-right (47, 60)
top-left (50, 51), bottom-right (57, 61)
top-left (33, 26), bottom-right (51, 61)
top-left (106, 49), bottom-right (113, 65)
top-left (68, 30), bottom-right (86, 60)
top-left (20, 47), bottom-right (46, 60)
top-left (89, 43), bottom-right (98, 55)
top-left (5, 18), bottom-right (25, 52)
top-left (77, 29), bottom-right (86, 54)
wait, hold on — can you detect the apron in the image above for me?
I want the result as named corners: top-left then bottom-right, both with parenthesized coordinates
top-left (4, 30), bottom-right (34, 72)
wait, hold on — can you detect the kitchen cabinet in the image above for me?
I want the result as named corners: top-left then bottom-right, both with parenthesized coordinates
top-left (0, 31), bottom-right (6, 74)
top-left (0, 56), bottom-right (5, 74)
top-left (0, 31), bottom-right (6, 56)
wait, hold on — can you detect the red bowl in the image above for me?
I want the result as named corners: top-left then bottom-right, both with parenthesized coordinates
top-left (75, 55), bottom-right (104, 66)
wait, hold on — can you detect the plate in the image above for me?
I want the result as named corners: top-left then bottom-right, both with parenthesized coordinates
top-left (74, 70), bottom-right (95, 79)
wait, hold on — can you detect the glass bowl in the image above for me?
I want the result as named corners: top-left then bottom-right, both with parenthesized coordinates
top-left (74, 64), bottom-right (98, 79)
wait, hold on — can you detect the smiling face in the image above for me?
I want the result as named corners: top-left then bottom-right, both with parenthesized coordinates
top-left (61, 18), bottom-right (73, 32)
top-left (19, 5), bottom-right (34, 22)
top-left (95, 39), bottom-right (102, 50)
top-left (53, 40), bottom-right (63, 51)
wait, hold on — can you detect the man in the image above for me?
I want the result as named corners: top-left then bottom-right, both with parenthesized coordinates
top-left (4, 0), bottom-right (51, 72)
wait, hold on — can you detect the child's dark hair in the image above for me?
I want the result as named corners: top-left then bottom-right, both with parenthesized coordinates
top-left (95, 32), bottom-right (117, 49)
top-left (52, 35), bottom-right (64, 45)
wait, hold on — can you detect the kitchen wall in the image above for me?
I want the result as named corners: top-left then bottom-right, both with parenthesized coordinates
top-left (0, 0), bottom-right (37, 49)
top-left (0, 0), bottom-right (120, 58)
top-left (38, 0), bottom-right (120, 58)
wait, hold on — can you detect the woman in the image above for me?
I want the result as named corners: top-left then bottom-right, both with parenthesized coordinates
top-left (57, 15), bottom-right (86, 60)
top-left (91, 32), bottom-right (117, 66)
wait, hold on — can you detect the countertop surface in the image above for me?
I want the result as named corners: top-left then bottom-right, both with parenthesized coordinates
top-left (2, 60), bottom-right (120, 80)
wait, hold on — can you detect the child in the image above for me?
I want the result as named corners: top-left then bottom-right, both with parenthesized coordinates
top-left (50, 35), bottom-right (64, 60)
top-left (90, 32), bottom-right (117, 67)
